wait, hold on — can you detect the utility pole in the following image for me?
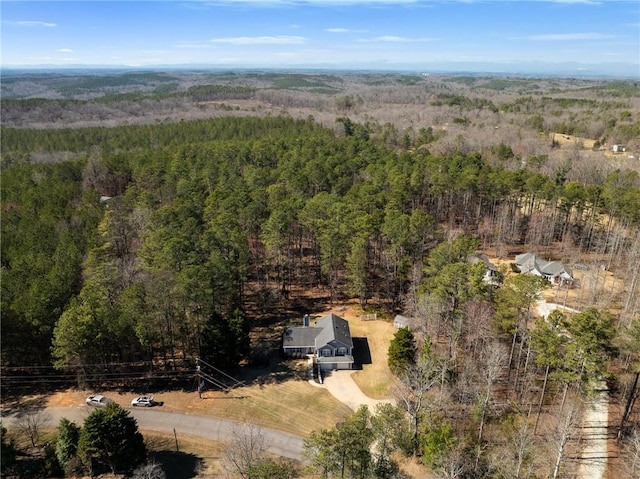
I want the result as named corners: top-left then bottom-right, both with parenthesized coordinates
top-left (196, 363), bottom-right (202, 399)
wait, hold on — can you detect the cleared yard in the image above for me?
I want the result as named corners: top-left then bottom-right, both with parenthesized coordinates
top-left (36, 301), bottom-right (395, 441)
top-left (316, 303), bottom-right (396, 399)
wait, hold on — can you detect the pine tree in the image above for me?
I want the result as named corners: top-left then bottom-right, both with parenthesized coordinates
top-left (388, 327), bottom-right (416, 375)
top-left (78, 403), bottom-right (146, 474)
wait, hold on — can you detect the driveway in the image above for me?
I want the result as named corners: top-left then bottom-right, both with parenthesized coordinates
top-left (536, 299), bottom-right (579, 318)
top-left (534, 301), bottom-right (610, 479)
top-left (311, 369), bottom-right (394, 412)
top-left (1, 406), bottom-right (304, 461)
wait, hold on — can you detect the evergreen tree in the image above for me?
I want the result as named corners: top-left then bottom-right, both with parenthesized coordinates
top-left (200, 309), bottom-right (250, 372)
top-left (303, 406), bottom-right (373, 479)
top-left (56, 418), bottom-right (80, 469)
top-left (1, 424), bottom-right (16, 475)
top-left (78, 403), bottom-right (146, 474)
top-left (246, 459), bottom-right (299, 479)
top-left (388, 327), bottom-right (416, 375)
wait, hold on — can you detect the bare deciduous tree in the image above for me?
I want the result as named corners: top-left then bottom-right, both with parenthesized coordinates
top-left (490, 417), bottom-right (538, 479)
top-left (477, 342), bottom-right (507, 442)
top-left (620, 428), bottom-right (640, 479)
top-left (546, 399), bottom-right (582, 479)
top-left (223, 422), bottom-right (268, 478)
top-left (132, 461), bottom-right (166, 479)
top-left (16, 410), bottom-right (51, 448)
top-left (394, 351), bottom-right (447, 453)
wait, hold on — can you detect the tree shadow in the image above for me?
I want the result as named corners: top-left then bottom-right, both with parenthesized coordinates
top-left (0, 394), bottom-right (50, 418)
top-left (150, 450), bottom-right (204, 479)
top-left (237, 358), bottom-right (309, 387)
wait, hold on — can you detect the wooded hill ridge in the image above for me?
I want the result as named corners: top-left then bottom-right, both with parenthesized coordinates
top-left (1, 71), bottom-right (639, 478)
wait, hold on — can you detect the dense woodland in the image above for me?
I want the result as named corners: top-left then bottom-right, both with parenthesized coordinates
top-left (1, 71), bottom-right (640, 478)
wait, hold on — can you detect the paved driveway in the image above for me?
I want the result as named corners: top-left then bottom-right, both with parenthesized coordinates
top-left (311, 369), bottom-right (394, 412)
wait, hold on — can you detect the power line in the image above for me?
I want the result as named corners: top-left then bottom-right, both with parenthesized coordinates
top-left (1, 359), bottom-right (194, 371)
top-left (197, 358), bottom-right (244, 388)
top-left (195, 358), bottom-right (245, 398)
top-left (1, 369), bottom-right (197, 386)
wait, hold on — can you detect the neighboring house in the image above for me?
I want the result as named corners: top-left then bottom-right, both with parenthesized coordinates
top-left (468, 252), bottom-right (500, 284)
top-left (283, 313), bottom-right (354, 371)
top-left (394, 315), bottom-right (411, 330)
top-left (514, 252), bottom-right (574, 285)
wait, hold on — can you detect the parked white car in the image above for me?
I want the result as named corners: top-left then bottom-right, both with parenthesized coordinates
top-left (131, 396), bottom-right (160, 407)
top-left (86, 394), bottom-right (112, 407)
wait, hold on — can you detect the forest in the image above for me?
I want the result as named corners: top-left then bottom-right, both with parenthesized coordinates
top-left (1, 70), bottom-right (640, 478)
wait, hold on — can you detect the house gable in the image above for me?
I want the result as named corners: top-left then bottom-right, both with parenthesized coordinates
top-left (314, 313), bottom-right (353, 351)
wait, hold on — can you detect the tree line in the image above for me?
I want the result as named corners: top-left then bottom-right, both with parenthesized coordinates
top-left (2, 116), bottom-right (639, 371)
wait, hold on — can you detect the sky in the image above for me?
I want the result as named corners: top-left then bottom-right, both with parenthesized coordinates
top-left (1, 0), bottom-right (639, 75)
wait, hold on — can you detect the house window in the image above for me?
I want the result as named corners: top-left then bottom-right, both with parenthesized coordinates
top-left (322, 349), bottom-right (331, 357)
top-left (337, 347), bottom-right (347, 356)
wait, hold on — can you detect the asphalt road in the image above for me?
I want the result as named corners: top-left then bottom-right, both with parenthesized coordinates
top-left (2, 366), bottom-right (393, 463)
top-left (1, 406), bottom-right (304, 461)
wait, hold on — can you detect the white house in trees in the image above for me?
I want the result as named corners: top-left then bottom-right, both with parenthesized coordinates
top-left (514, 252), bottom-right (574, 285)
top-left (468, 252), bottom-right (500, 284)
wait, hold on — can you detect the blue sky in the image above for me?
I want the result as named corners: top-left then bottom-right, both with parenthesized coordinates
top-left (1, 1), bottom-right (639, 73)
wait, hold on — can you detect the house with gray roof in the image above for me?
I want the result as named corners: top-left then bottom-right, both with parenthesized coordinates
top-left (468, 252), bottom-right (500, 284)
top-left (283, 313), bottom-right (354, 370)
top-left (514, 252), bottom-right (574, 285)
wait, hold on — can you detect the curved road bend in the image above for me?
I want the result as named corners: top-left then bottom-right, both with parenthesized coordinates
top-left (1, 407), bottom-right (304, 461)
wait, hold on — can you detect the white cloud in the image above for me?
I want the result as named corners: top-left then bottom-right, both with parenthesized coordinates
top-left (274, 52), bottom-right (300, 57)
top-left (57, 48), bottom-right (74, 53)
top-left (211, 35), bottom-right (307, 44)
top-left (359, 35), bottom-right (435, 42)
top-left (326, 27), bottom-right (368, 33)
top-left (522, 32), bottom-right (619, 41)
top-left (175, 41), bottom-right (216, 49)
top-left (10, 21), bottom-right (57, 28)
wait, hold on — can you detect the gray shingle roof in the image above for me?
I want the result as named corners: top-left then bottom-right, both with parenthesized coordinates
top-left (515, 252), bottom-right (573, 279)
top-left (283, 326), bottom-right (321, 348)
top-left (468, 252), bottom-right (498, 271)
top-left (282, 313), bottom-right (353, 350)
top-left (314, 313), bottom-right (353, 349)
